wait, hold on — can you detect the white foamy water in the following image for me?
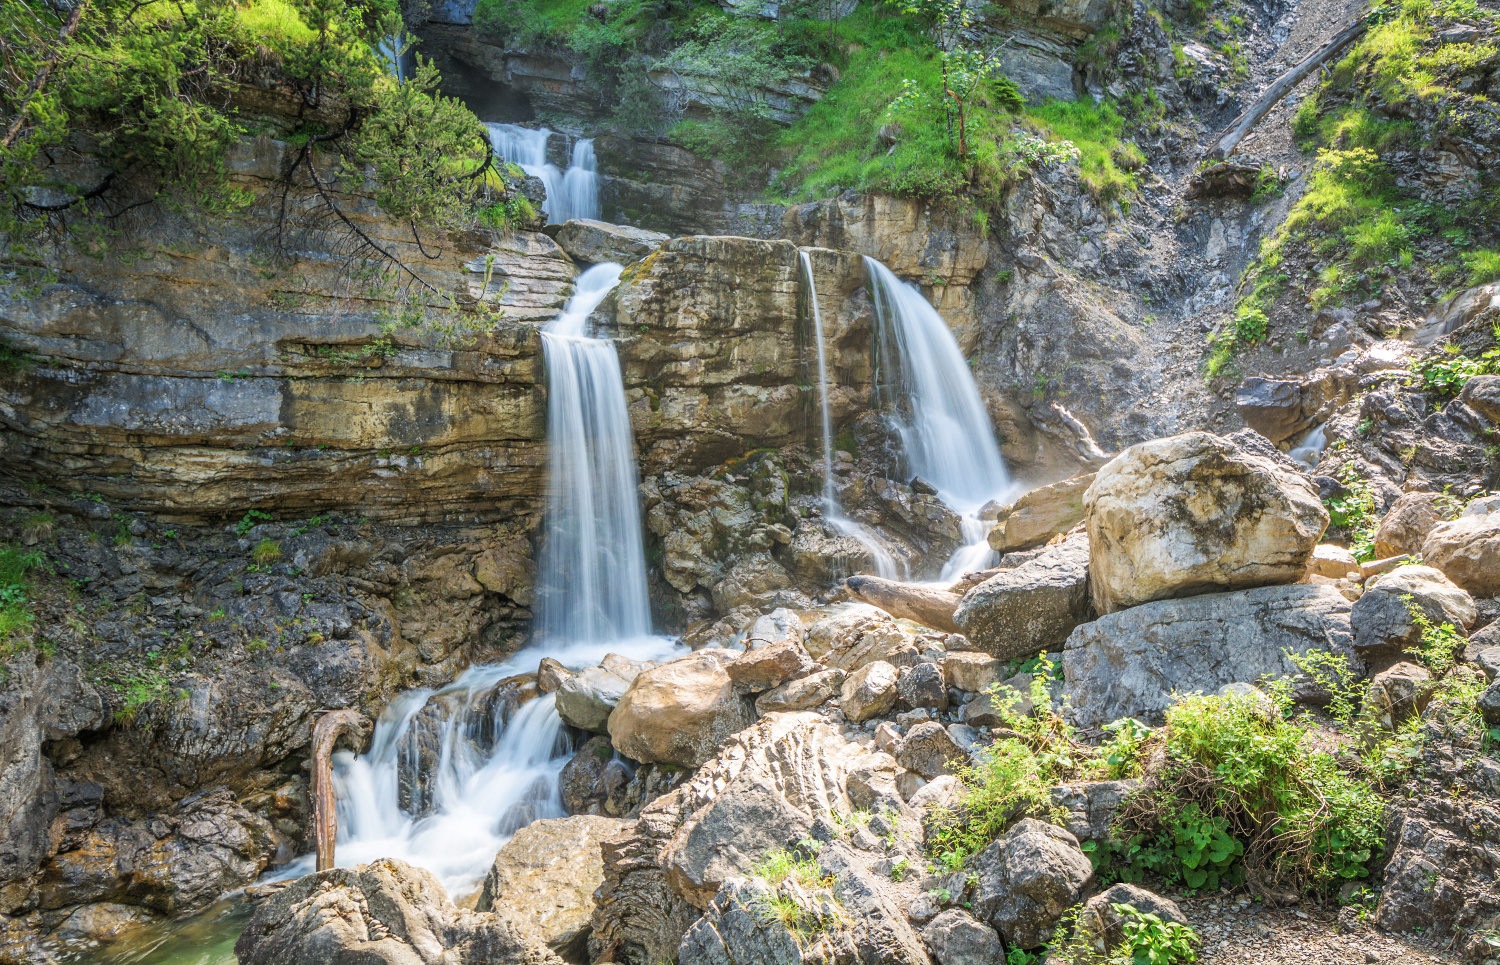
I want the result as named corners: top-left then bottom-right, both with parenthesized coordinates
top-left (801, 250), bottom-right (903, 580)
top-left (486, 123), bottom-right (601, 225)
top-left (1290, 422), bottom-right (1328, 468)
top-left (279, 263), bottom-right (676, 899)
top-left (864, 257), bottom-right (1015, 581)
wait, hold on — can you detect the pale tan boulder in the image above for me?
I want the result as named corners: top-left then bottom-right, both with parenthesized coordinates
top-left (987, 474), bottom-right (1094, 553)
top-left (1373, 492), bottom-right (1449, 560)
top-left (1085, 432), bottom-right (1328, 614)
top-left (1306, 544), bottom-right (1359, 580)
top-left (1422, 511), bottom-right (1500, 598)
top-left (607, 650), bottom-right (756, 768)
top-left (839, 661), bottom-right (899, 722)
top-left (803, 605), bottom-right (918, 672)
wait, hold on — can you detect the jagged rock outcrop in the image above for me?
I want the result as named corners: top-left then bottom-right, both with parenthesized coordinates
top-left (1085, 432), bottom-right (1328, 614)
top-left (1063, 584), bottom-right (1361, 728)
top-left (970, 818), bottom-right (1092, 949)
top-left (1373, 492), bottom-right (1451, 560)
top-left (552, 219), bottom-right (668, 266)
top-left (235, 857), bottom-right (563, 965)
top-left (591, 712), bottom-right (913, 963)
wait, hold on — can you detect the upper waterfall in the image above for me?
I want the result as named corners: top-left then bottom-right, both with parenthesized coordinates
top-left (486, 123), bottom-right (602, 225)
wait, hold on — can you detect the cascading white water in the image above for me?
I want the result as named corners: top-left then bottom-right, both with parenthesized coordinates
top-left (1290, 422), bottom-right (1328, 468)
top-left (283, 264), bottom-right (675, 898)
top-left (800, 251), bottom-right (902, 580)
top-left (864, 257), bottom-right (1014, 581)
top-left (486, 122), bottom-right (601, 225)
top-left (535, 263), bottom-right (653, 643)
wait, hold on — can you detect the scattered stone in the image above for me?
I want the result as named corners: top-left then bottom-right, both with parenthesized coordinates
top-left (1085, 432), bottom-right (1328, 615)
top-left (839, 661), bottom-right (900, 723)
top-left (954, 533), bottom-right (1092, 660)
top-left (553, 218), bottom-right (668, 266)
top-left (1350, 565), bottom-right (1474, 658)
top-left (1423, 511), bottom-right (1500, 598)
top-left (805, 605), bottom-right (919, 673)
top-left (235, 858), bottom-right (562, 965)
top-left (1363, 662), bottom-right (1433, 732)
top-left (755, 667), bottom-right (845, 714)
top-left (907, 775), bottom-right (964, 810)
top-left (986, 474), bottom-right (1094, 553)
top-left (726, 637), bottom-right (814, 694)
top-left (1373, 492), bottom-right (1449, 560)
top-left (942, 652), bottom-right (1003, 693)
top-left (897, 662), bottom-right (949, 711)
top-left (970, 818), bottom-right (1092, 949)
top-left (921, 908), bottom-right (1003, 965)
top-left (895, 721), bottom-right (965, 780)
top-left (556, 666), bottom-right (633, 733)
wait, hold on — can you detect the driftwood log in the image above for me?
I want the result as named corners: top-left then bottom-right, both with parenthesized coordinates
top-left (311, 709), bottom-right (373, 872)
top-left (1204, 20), bottom-right (1368, 161)
top-left (845, 575), bottom-right (962, 633)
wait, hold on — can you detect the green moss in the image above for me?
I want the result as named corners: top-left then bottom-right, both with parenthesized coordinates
top-left (1029, 99), bottom-right (1140, 205)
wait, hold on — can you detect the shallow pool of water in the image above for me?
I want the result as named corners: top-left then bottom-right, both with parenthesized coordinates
top-left (55, 898), bottom-right (250, 965)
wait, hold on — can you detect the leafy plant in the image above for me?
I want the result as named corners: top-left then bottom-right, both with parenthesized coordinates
top-left (1113, 904), bottom-right (1200, 965)
top-left (0, 545), bottom-right (44, 654)
top-left (251, 539), bottom-right (284, 566)
top-left (1323, 466), bottom-right (1379, 561)
top-left (1101, 718), bottom-right (1153, 779)
top-left (236, 510), bottom-right (275, 537)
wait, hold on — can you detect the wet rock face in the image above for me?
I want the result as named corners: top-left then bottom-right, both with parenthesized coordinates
top-left (37, 788), bottom-right (278, 917)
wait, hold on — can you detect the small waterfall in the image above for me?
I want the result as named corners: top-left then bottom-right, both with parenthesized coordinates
top-left (1290, 422), bottom-right (1328, 468)
top-left (864, 257), bottom-right (1014, 581)
top-left (800, 251), bottom-right (901, 580)
top-left (486, 122), bottom-right (601, 225)
top-left (288, 264), bottom-right (675, 899)
top-left (535, 263), bottom-right (653, 644)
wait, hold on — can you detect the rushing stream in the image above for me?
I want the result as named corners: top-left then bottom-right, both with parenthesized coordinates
top-left (486, 123), bottom-right (602, 224)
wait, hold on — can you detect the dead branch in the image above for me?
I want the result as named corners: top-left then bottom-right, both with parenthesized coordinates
top-left (845, 575), bottom-right (962, 633)
top-left (1203, 20), bottom-right (1368, 161)
top-left (310, 708), bottom-right (372, 872)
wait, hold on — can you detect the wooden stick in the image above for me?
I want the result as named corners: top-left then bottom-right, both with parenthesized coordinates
top-left (310, 709), bottom-right (372, 873)
top-left (845, 575), bottom-right (962, 633)
top-left (1204, 20), bottom-right (1368, 161)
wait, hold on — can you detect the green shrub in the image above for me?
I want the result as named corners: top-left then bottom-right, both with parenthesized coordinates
top-left (1113, 903), bottom-right (1201, 965)
top-left (1323, 466), bottom-right (1379, 561)
top-left (1464, 249), bottom-right (1500, 286)
top-left (0, 546), bottom-right (44, 654)
top-left (252, 539), bottom-right (283, 565)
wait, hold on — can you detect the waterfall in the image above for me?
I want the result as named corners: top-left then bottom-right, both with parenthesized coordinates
top-left (1290, 422), bottom-right (1328, 468)
top-left (864, 257), bottom-right (1014, 581)
top-left (535, 263), bottom-right (653, 644)
top-left (800, 251), bottom-right (901, 580)
top-left (276, 264), bottom-right (675, 899)
top-left (486, 122), bottom-right (601, 225)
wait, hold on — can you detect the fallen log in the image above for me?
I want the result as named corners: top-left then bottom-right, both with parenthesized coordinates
top-left (311, 709), bottom-right (373, 872)
top-left (1204, 19), bottom-right (1368, 161)
top-left (845, 575), bottom-right (962, 633)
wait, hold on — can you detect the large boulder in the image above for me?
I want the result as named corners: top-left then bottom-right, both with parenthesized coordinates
top-left (476, 815), bottom-right (628, 962)
top-left (1460, 374), bottom-right (1500, 423)
top-left (804, 605), bottom-right (918, 672)
top-left (235, 858), bottom-right (563, 965)
top-left (1374, 492), bottom-right (1450, 560)
top-left (555, 667), bottom-right (633, 734)
top-left (726, 619), bottom-right (815, 695)
top-left (1084, 432), bottom-right (1328, 614)
top-left (971, 818), bottom-right (1092, 949)
top-left (1350, 565), bottom-right (1474, 658)
top-left (987, 474), bottom-right (1093, 553)
top-left (755, 667), bottom-right (846, 714)
top-left (553, 219), bottom-right (668, 266)
top-left (1062, 584), bottom-right (1360, 728)
top-left (608, 651), bottom-right (756, 769)
top-left (897, 662), bottom-right (948, 711)
top-left (953, 533), bottom-right (1091, 659)
top-left (942, 652), bottom-right (1003, 693)
top-left (1422, 511), bottom-right (1500, 598)
top-left (896, 721), bottom-right (965, 779)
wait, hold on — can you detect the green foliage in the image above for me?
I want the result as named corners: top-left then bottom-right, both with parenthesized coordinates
top-left (1323, 466), bottom-right (1379, 561)
top-left (1414, 338), bottom-right (1500, 395)
top-left (0, 545), bottom-right (44, 655)
top-left (236, 510), bottom-right (274, 536)
top-left (1405, 596), bottom-right (1464, 675)
top-left (1118, 802), bottom-right (1244, 891)
top-left (1205, 302), bottom-right (1270, 378)
top-left (885, 0), bottom-right (1011, 160)
top-left (111, 661), bottom-right (174, 724)
top-left (251, 539), bottom-right (284, 565)
top-left (1030, 99), bottom-right (1140, 205)
top-left (1465, 249), bottom-right (1500, 286)
top-left (750, 848), bottom-right (828, 889)
top-left (1101, 717), bottom-right (1153, 779)
top-left (928, 738), bottom-right (1052, 867)
top-left (1112, 905), bottom-right (1200, 965)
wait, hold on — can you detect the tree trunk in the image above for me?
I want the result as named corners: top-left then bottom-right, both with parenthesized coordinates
top-left (1204, 20), bottom-right (1367, 161)
top-left (845, 575), bottom-right (962, 633)
top-left (310, 709), bottom-right (373, 872)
